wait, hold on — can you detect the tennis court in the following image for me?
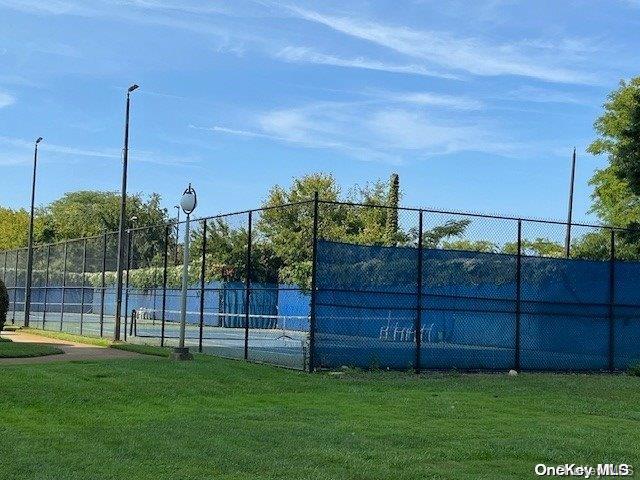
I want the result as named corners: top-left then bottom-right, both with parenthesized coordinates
top-left (9, 308), bottom-right (310, 369)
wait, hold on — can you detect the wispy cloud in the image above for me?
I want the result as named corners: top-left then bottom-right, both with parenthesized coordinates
top-left (275, 46), bottom-right (459, 79)
top-left (502, 86), bottom-right (590, 105)
top-left (0, 91), bottom-right (15, 108)
top-left (192, 99), bottom-right (531, 164)
top-left (0, 0), bottom-right (96, 15)
top-left (285, 5), bottom-right (601, 84)
top-left (189, 124), bottom-right (287, 141)
top-left (376, 91), bottom-right (482, 110)
top-left (0, 135), bottom-right (196, 166)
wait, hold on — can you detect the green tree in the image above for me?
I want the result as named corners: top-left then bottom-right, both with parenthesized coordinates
top-left (422, 220), bottom-right (471, 248)
top-left (189, 218), bottom-right (281, 284)
top-left (38, 191), bottom-right (167, 240)
top-left (442, 239), bottom-right (498, 253)
top-left (385, 173), bottom-right (400, 243)
top-left (37, 191), bottom-right (170, 269)
top-left (257, 173), bottom-right (406, 288)
top-left (589, 78), bottom-right (640, 198)
top-left (503, 238), bottom-right (564, 257)
top-left (575, 77), bottom-right (640, 259)
top-left (0, 207), bottom-right (30, 250)
top-left (258, 173), bottom-right (345, 289)
top-left (587, 78), bottom-right (640, 231)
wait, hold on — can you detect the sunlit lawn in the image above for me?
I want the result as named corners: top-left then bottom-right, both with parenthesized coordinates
top-left (2, 350), bottom-right (639, 479)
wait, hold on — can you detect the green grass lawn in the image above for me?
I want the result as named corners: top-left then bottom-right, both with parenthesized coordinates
top-left (1, 356), bottom-right (639, 480)
top-left (21, 327), bottom-right (112, 347)
top-left (0, 341), bottom-right (63, 358)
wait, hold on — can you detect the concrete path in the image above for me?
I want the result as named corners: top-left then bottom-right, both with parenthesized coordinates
top-left (0, 330), bottom-right (155, 365)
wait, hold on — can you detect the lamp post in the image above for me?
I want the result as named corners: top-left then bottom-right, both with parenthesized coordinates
top-left (114, 83), bottom-right (139, 340)
top-left (174, 205), bottom-right (180, 265)
top-left (24, 137), bottom-right (43, 327)
top-left (171, 183), bottom-right (197, 361)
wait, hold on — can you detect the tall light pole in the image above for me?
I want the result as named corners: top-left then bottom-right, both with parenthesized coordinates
top-left (24, 137), bottom-right (43, 327)
top-left (174, 205), bottom-right (180, 265)
top-left (171, 184), bottom-right (197, 361)
top-left (114, 83), bottom-right (139, 340)
top-left (565, 147), bottom-right (577, 258)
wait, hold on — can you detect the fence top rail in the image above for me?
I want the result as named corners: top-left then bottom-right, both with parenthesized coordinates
top-left (317, 199), bottom-right (636, 232)
top-left (2, 197), bottom-right (638, 255)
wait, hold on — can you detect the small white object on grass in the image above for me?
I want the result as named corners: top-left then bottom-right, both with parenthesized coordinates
top-left (508, 369), bottom-right (518, 376)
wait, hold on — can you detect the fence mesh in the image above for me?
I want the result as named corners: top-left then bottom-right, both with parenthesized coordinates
top-left (3, 200), bottom-right (640, 372)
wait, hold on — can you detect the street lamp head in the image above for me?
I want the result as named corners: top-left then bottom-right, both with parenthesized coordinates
top-left (128, 84), bottom-right (139, 93)
top-left (36, 137), bottom-right (43, 144)
top-left (180, 184), bottom-right (197, 215)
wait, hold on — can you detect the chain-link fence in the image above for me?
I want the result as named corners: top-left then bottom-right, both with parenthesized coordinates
top-left (313, 201), bottom-right (640, 372)
top-left (3, 198), bottom-right (640, 372)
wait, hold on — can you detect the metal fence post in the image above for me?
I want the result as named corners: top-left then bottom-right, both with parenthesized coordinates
top-left (199, 219), bottom-right (207, 353)
top-left (160, 226), bottom-right (169, 347)
top-left (415, 210), bottom-right (424, 374)
top-left (60, 241), bottom-right (68, 331)
top-left (608, 229), bottom-right (616, 372)
top-left (1, 252), bottom-right (6, 318)
top-left (308, 192), bottom-right (319, 372)
top-left (42, 245), bottom-right (51, 329)
top-left (80, 238), bottom-right (87, 335)
top-left (100, 232), bottom-right (107, 337)
top-left (515, 220), bottom-right (522, 371)
top-left (12, 249), bottom-right (18, 323)
top-left (244, 212), bottom-right (252, 361)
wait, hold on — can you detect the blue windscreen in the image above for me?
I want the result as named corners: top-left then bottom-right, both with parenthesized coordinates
top-left (314, 240), bottom-right (640, 371)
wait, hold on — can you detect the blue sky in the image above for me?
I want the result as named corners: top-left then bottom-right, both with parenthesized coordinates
top-left (0, 0), bottom-right (638, 223)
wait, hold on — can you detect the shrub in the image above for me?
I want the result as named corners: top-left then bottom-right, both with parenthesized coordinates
top-left (0, 278), bottom-right (8, 332)
top-left (629, 362), bottom-right (640, 377)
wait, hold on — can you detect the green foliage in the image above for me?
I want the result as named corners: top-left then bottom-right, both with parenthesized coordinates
top-left (588, 78), bottom-right (640, 196)
top-left (588, 166), bottom-right (640, 228)
top-left (629, 362), bottom-right (640, 376)
top-left (571, 77), bottom-right (640, 260)
top-left (37, 191), bottom-right (168, 241)
top-left (257, 173), bottom-right (409, 288)
top-left (35, 191), bottom-right (170, 268)
top-left (442, 239), bottom-right (499, 253)
top-left (385, 173), bottom-right (400, 243)
top-left (190, 218), bottom-right (281, 284)
top-left (0, 207), bottom-right (32, 250)
top-left (570, 231), bottom-right (611, 261)
top-left (0, 278), bottom-right (8, 331)
top-left (503, 238), bottom-right (564, 257)
top-left (587, 77), bottom-right (640, 230)
top-left (422, 220), bottom-right (470, 248)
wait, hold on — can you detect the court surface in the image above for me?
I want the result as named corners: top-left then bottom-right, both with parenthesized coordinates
top-left (8, 310), bottom-right (310, 370)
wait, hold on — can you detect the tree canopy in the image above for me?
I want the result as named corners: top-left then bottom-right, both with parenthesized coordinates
top-left (588, 77), bottom-right (640, 227)
top-left (0, 207), bottom-right (30, 250)
top-left (37, 191), bottom-right (168, 242)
